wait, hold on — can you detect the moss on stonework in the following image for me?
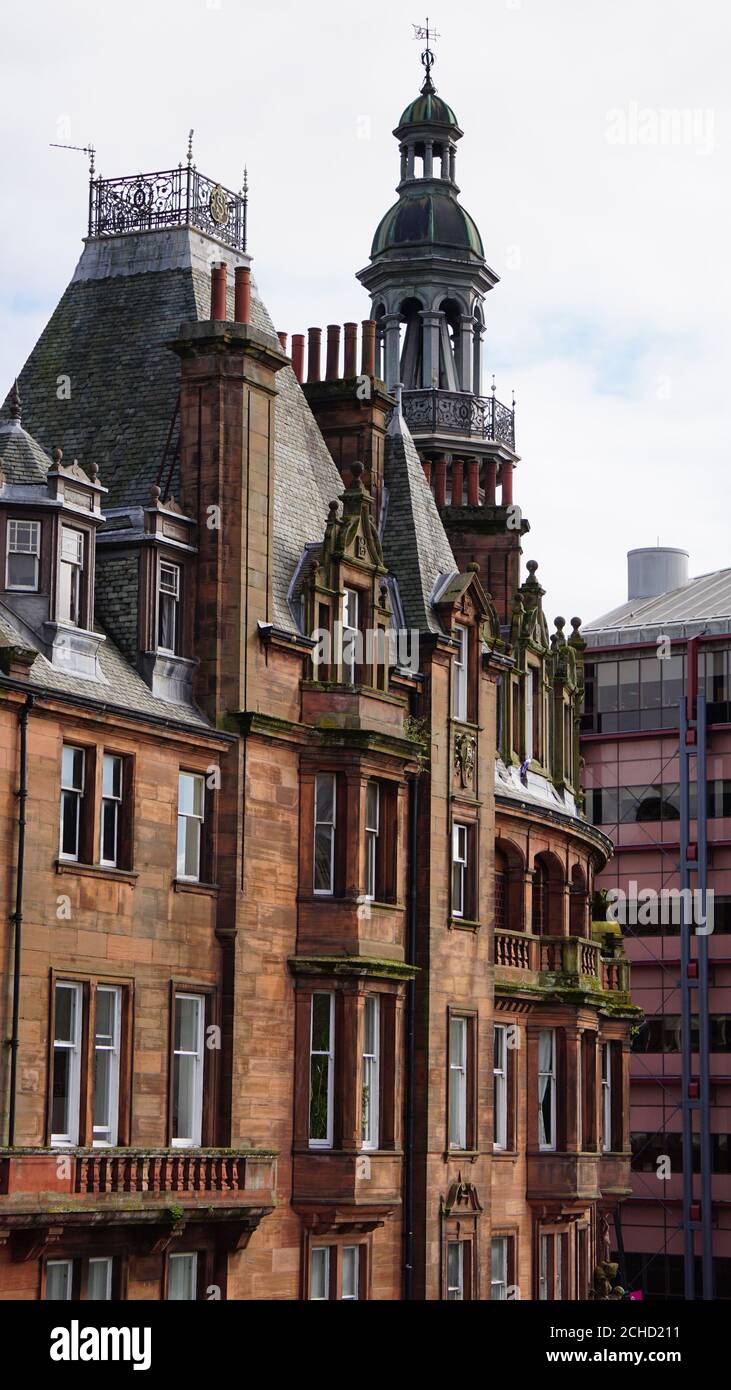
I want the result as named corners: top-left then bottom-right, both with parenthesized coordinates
top-left (289, 954), bottom-right (418, 981)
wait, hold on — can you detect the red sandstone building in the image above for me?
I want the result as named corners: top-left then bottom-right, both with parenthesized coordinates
top-left (582, 549), bottom-right (731, 1299)
top-left (0, 53), bottom-right (637, 1301)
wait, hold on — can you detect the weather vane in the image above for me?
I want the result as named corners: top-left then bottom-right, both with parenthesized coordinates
top-left (412, 17), bottom-right (440, 89)
top-left (50, 141), bottom-right (96, 178)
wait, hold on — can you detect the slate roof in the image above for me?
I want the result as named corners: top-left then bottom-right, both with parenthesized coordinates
top-left (381, 397), bottom-right (456, 634)
top-left (0, 420), bottom-right (51, 486)
top-left (0, 599), bottom-right (213, 731)
top-left (585, 566), bottom-right (731, 644)
top-left (5, 228), bottom-right (346, 636)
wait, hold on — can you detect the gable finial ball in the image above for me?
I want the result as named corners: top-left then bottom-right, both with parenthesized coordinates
top-left (151, 484), bottom-right (161, 504)
top-left (53, 447), bottom-right (63, 465)
top-left (571, 616), bottom-right (582, 631)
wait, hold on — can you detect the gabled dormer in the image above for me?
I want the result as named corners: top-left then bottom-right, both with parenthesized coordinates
top-left (94, 484), bottom-right (198, 706)
top-left (0, 384), bottom-right (107, 679)
top-left (505, 559), bottom-right (551, 771)
top-left (432, 564), bottom-right (502, 727)
top-left (301, 462), bottom-right (393, 691)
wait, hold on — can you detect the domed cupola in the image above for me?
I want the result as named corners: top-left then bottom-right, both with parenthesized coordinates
top-left (357, 39), bottom-right (499, 398)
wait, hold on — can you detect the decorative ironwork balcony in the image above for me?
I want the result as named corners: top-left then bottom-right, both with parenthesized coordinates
top-left (402, 387), bottom-right (515, 449)
top-left (89, 166), bottom-right (247, 251)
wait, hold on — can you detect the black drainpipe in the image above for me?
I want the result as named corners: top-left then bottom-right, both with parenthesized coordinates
top-left (7, 693), bottom-right (33, 1147)
top-left (403, 761), bottom-right (419, 1300)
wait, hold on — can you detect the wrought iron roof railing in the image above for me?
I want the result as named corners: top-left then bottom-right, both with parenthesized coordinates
top-left (88, 165), bottom-right (247, 251)
top-left (402, 387), bottom-right (515, 450)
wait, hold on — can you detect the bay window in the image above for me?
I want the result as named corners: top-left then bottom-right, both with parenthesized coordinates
top-left (491, 1237), bottom-right (509, 1300)
top-left (362, 994), bottom-right (380, 1150)
top-left (538, 1029), bottom-right (556, 1151)
top-left (451, 822), bottom-right (468, 919)
top-left (172, 992), bottom-right (204, 1147)
top-left (167, 1252), bottom-right (198, 1301)
top-left (158, 559), bottom-right (181, 654)
top-left (309, 1243), bottom-right (366, 1300)
top-left (87, 1257), bottom-right (113, 1301)
top-left (58, 525), bottom-right (84, 626)
top-left (449, 1015), bottom-right (468, 1150)
top-left (365, 781), bottom-right (379, 900)
top-left (6, 518), bottom-right (40, 590)
top-left (45, 1260), bottom-right (73, 1301)
top-left (314, 772), bottom-right (336, 894)
top-left (493, 1023), bottom-right (508, 1150)
top-left (92, 985), bottom-right (121, 1146)
top-left (309, 992), bottom-right (335, 1148)
top-left (447, 1241), bottom-right (465, 1300)
top-left (51, 981), bottom-right (82, 1146)
top-left (343, 587), bottom-right (360, 684)
top-left (452, 624), bottom-right (468, 722)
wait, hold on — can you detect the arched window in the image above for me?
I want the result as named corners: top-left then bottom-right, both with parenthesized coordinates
top-left (531, 860), bottom-right (549, 934)
top-left (569, 865), bottom-right (588, 937)
top-left (494, 849), bottom-right (508, 933)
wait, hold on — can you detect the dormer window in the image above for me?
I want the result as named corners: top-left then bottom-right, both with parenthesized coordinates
top-left (6, 519), bottom-right (40, 591)
top-left (343, 587), bottom-right (360, 684)
top-left (158, 560), bottom-right (181, 654)
top-left (452, 625), bottom-right (468, 722)
top-left (59, 526), bottom-right (84, 626)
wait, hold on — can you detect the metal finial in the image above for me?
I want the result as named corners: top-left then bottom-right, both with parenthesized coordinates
top-left (491, 372), bottom-right (496, 396)
top-left (512, 388), bottom-right (516, 410)
top-left (413, 17), bottom-right (440, 93)
top-left (9, 379), bottom-right (21, 422)
top-left (187, 129), bottom-right (194, 167)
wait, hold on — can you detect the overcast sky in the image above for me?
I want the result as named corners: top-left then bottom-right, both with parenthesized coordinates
top-left (1, 0), bottom-right (729, 624)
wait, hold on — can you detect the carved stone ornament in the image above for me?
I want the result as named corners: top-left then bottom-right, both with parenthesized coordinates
top-left (454, 731), bottom-right (476, 788)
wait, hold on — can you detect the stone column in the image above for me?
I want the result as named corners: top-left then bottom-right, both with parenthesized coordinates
top-left (407, 144), bottom-right (415, 178)
top-left (458, 315), bottom-right (474, 393)
top-left (419, 310), bottom-right (442, 389)
top-left (565, 1027), bottom-right (582, 1152)
top-left (424, 141), bottom-right (433, 177)
top-left (501, 459), bottom-right (514, 506)
top-left (383, 313), bottom-right (402, 390)
top-left (400, 145), bottom-right (408, 181)
top-left (449, 146), bottom-right (456, 181)
top-left (441, 145), bottom-right (450, 179)
top-left (473, 319), bottom-right (485, 394)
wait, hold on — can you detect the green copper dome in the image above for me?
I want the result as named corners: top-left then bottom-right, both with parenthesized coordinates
top-left (371, 189), bottom-right (484, 258)
top-left (397, 90), bottom-right (459, 128)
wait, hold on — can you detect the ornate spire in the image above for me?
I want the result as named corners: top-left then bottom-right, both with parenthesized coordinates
top-left (9, 379), bottom-right (21, 422)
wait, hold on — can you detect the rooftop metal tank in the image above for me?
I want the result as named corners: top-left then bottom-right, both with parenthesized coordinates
top-left (627, 546), bottom-right (689, 601)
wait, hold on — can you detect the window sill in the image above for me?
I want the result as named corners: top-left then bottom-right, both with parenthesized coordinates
top-left (449, 916), bottom-right (481, 933)
top-left (444, 1148), bottom-right (479, 1163)
top-left (493, 1148), bottom-right (519, 1160)
top-left (55, 860), bottom-right (138, 885)
top-left (173, 879), bottom-right (220, 897)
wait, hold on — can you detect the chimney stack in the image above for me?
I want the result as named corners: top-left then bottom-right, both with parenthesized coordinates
top-left (292, 334), bottom-right (305, 383)
top-left (325, 325), bottom-right (341, 381)
top-left (307, 327), bottom-right (322, 383)
top-left (211, 262), bottom-right (228, 320)
top-left (234, 265), bottom-right (251, 324)
top-left (277, 331), bottom-right (288, 353)
top-left (343, 323), bottom-right (357, 378)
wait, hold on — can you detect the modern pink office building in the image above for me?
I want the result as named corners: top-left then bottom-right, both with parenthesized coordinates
top-left (581, 548), bottom-right (731, 1299)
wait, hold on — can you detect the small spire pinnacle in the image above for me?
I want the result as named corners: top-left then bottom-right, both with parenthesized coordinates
top-left (186, 129), bottom-right (194, 167)
top-left (413, 17), bottom-right (440, 94)
top-left (9, 379), bottom-right (21, 422)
